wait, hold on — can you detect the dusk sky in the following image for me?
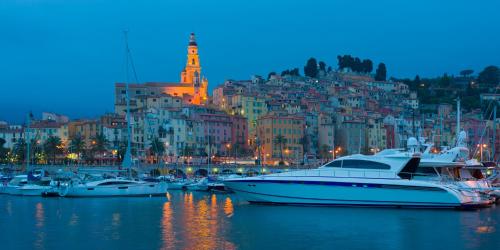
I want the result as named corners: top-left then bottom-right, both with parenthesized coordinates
top-left (1, 0), bottom-right (499, 123)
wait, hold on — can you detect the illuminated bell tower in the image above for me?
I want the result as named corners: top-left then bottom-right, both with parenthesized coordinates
top-left (180, 33), bottom-right (201, 84)
top-left (180, 32), bottom-right (208, 104)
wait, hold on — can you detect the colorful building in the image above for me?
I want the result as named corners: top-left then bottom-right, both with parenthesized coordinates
top-left (257, 113), bottom-right (305, 163)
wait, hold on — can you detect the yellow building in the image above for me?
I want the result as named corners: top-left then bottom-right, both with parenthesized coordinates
top-left (257, 113), bottom-right (304, 163)
top-left (230, 94), bottom-right (267, 143)
top-left (115, 33), bottom-right (208, 114)
top-left (68, 119), bottom-right (101, 148)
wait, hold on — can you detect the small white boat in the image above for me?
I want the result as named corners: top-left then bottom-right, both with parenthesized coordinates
top-left (58, 178), bottom-right (168, 197)
top-left (0, 175), bottom-right (28, 195)
top-left (167, 179), bottom-right (193, 190)
top-left (184, 178), bottom-right (209, 191)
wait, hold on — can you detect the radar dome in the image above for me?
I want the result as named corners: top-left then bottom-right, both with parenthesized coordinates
top-left (407, 137), bottom-right (418, 147)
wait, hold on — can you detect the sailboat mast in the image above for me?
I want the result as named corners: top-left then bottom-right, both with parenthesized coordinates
top-left (26, 113), bottom-right (31, 171)
top-left (456, 98), bottom-right (461, 136)
top-left (123, 30), bottom-right (133, 177)
top-left (493, 104), bottom-right (497, 161)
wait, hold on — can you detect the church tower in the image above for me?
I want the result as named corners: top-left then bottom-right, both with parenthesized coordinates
top-left (180, 33), bottom-right (208, 104)
top-left (181, 33), bottom-right (201, 84)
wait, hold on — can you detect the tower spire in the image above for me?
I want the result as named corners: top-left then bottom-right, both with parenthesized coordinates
top-left (189, 32), bottom-right (197, 46)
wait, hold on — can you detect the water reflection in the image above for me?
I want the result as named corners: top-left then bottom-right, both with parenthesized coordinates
top-left (68, 213), bottom-right (79, 226)
top-left (35, 202), bottom-right (44, 228)
top-left (161, 191), bottom-right (236, 250)
top-left (110, 213), bottom-right (121, 240)
top-left (161, 201), bottom-right (175, 250)
top-left (5, 200), bottom-right (12, 216)
top-left (223, 197), bottom-right (234, 217)
top-left (1, 194), bottom-right (496, 250)
top-left (34, 202), bottom-right (46, 250)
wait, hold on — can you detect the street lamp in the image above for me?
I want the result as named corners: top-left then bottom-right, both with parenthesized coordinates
top-left (477, 143), bottom-right (488, 161)
top-left (225, 143), bottom-right (231, 164)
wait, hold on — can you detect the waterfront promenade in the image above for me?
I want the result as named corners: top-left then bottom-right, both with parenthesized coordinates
top-left (0, 162), bottom-right (319, 176)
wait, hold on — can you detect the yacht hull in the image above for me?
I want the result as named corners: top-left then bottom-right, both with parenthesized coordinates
top-left (60, 182), bottom-right (168, 197)
top-left (225, 177), bottom-right (484, 209)
top-left (1, 185), bottom-right (51, 196)
top-left (15, 185), bottom-right (52, 196)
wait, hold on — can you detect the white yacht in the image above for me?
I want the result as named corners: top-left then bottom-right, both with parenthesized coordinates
top-left (58, 177), bottom-right (168, 197)
top-left (0, 175), bottom-right (28, 195)
top-left (224, 148), bottom-right (488, 209)
top-left (1, 170), bottom-right (54, 196)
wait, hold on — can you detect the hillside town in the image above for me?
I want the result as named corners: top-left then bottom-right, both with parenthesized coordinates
top-left (1, 33), bottom-right (499, 167)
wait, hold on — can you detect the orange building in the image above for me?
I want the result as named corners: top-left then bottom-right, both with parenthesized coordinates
top-left (257, 113), bottom-right (305, 163)
top-left (115, 33), bottom-right (208, 112)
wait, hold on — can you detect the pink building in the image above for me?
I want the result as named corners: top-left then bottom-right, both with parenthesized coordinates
top-left (230, 115), bottom-right (248, 150)
top-left (199, 113), bottom-right (233, 156)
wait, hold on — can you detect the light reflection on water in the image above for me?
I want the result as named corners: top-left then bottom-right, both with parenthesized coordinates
top-left (161, 201), bottom-right (175, 249)
top-left (34, 202), bottom-right (45, 250)
top-left (0, 193), bottom-right (498, 250)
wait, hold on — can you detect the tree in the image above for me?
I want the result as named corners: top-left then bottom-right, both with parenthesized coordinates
top-left (149, 137), bottom-right (165, 163)
top-left (290, 68), bottom-right (300, 76)
top-left (0, 138), bottom-right (9, 163)
top-left (414, 75), bottom-right (421, 84)
top-left (319, 144), bottom-right (331, 160)
top-left (298, 136), bottom-right (308, 155)
top-left (478, 65), bottom-right (499, 85)
top-left (375, 63), bottom-right (387, 81)
top-left (361, 59), bottom-right (373, 73)
top-left (304, 57), bottom-right (318, 78)
top-left (319, 61), bottom-right (326, 72)
top-left (69, 136), bottom-right (85, 154)
top-left (44, 136), bottom-right (63, 164)
top-left (13, 138), bottom-right (27, 164)
top-left (327, 66), bottom-right (332, 73)
top-left (460, 69), bottom-right (474, 77)
top-left (273, 135), bottom-right (286, 164)
top-left (90, 133), bottom-right (109, 163)
top-left (353, 57), bottom-right (362, 72)
top-left (117, 141), bottom-right (128, 163)
top-left (438, 73), bottom-right (453, 87)
top-left (267, 71), bottom-right (276, 80)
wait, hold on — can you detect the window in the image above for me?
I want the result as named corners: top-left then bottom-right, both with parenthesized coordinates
top-left (98, 181), bottom-right (135, 186)
top-left (341, 160), bottom-right (390, 170)
top-left (325, 161), bottom-right (342, 168)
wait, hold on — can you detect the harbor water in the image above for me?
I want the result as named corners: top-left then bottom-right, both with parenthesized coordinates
top-left (0, 191), bottom-right (498, 250)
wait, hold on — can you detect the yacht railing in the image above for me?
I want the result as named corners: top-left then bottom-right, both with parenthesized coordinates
top-left (269, 168), bottom-right (399, 179)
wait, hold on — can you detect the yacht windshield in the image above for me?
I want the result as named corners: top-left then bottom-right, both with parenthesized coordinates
top-left (324, 160), bottom-right (390, 170)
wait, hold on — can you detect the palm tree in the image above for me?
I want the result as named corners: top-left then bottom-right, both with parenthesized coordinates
top-left (70, 136), bottom-right (85, 154)
top-left (44, 136), bottom-right (63, 164)
top-left (319, 144), bottom-right (330, 160)
top-left (0, 138), bottom-right (9, 163)
top-left (149, 137), bottom-right (165, 163)
top-left (90, 133), bottom-right (109, 164)
top-left (117, 141), bottom-right (127, 163)
top-left (274, 135), bottom-right (286, 164)
top-left (69, 135), bottom-right (85, 163)
top-left (13, 138), bottom-right (27, 164)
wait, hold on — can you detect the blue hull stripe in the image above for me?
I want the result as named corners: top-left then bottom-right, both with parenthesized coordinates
top-left (225, 180), bottom-right (445, 192)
